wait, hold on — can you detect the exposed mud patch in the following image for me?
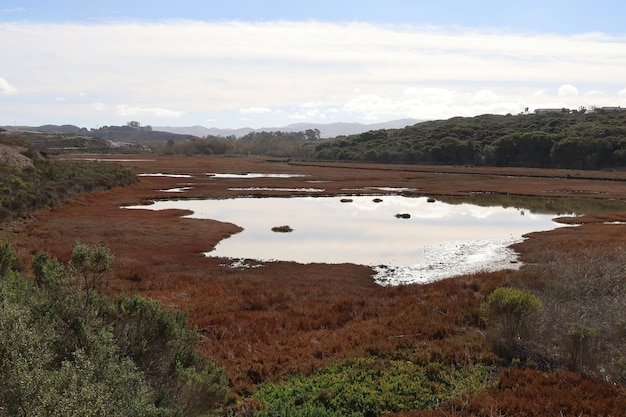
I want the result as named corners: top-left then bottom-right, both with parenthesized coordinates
top-left (373, 238), bottom-right (523, 285)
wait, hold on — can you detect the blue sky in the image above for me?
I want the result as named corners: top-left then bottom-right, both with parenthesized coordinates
top-left (4, 0), bottom-right (625, 33)
top-left (2, 1), bottom-right (626, 128)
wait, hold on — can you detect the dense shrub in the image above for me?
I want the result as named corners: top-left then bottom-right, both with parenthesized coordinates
top-left (0, 240), bottom-right (19, 277)
top-left (311, 112), bottom-right (626, 168)
top-left (69, 242), bottom-right (114, 302)
top-left (481, 287), bottom-right (542, 358)
top-left (0, 268), bottom-right (167, 416)
top-left (110, 295), bottom-right (229, 415)
top-left (249, 358), bottom-right (491, 417)
top-left (0, 155), bottom-right (137, 224)
top-left (0, 241), bottom-right (229, 416)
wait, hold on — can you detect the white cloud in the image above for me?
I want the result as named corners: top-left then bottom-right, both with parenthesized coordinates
top-left (403, 88), bottom-right (456, 105)
top-left (239, 107), bottom-right (272, 114)
top-left (1, 21), bottom-right (626, 126)
top-left (289, 107), bottom-right (321, 120)
top-left (301, 102), bottom-right (324, 108)
top-left (558, 84), bottom-right (579, 97)
top-left (115, 104), bottom-right (183, 118)
top-left (618, 88), bottom-right (626, 96)
top-left (343, 88), bottom-right (471, 121)
top-left (472, 89), bottom-right (499, 103)
top-left (0, 77), bottom-right (17, 95)
top-left (343, 94), bottom-right (395, 120)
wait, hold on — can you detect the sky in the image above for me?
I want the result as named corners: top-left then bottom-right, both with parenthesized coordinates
top-left (1, 0), bottom-right (626, 129)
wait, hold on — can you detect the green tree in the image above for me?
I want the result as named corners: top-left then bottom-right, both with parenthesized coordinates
top-left (305, 128), bottom-right (321, 141)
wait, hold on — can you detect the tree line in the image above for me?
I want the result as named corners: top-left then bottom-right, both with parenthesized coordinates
top-left (158, 130), bottom-right (320, 158)
top-left (313, 112), bottom-right (626, 169)
top-left (155, 112), bottom-right (626, 170)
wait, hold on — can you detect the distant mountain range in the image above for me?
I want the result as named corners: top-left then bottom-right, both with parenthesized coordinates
top-left (1, 124), bottom-right (91, 135)
top-left (154, 118), bottom-right (422, 139)
top-left (2, 118), bottom-right (422, 140)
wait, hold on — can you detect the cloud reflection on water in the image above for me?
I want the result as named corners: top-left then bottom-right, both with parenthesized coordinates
top-left (127, 195), bottom-right (567, 284)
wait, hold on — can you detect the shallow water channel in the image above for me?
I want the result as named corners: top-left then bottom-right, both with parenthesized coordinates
top-left (127, 195), bottom-right (570, 285)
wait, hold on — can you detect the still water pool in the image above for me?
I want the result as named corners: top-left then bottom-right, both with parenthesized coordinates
top-left (127, 195), bottom-right (570, 284)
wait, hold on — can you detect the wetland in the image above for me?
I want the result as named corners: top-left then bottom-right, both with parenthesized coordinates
top-left (8, 155), bottom-right (626, 412)
top-left (128, 194), bottom-right (571, 284)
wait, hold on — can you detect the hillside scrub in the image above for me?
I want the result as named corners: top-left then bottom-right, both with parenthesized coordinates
top-left (0, 241), bottom-right (229, 416)
top-left (0, 135), bottom-right (137, 224)
top-left (313, 112), bottom-right (626, 169)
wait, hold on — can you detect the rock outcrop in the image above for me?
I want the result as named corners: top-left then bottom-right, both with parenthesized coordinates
top-left (0, 145), bottom-right (34, 169)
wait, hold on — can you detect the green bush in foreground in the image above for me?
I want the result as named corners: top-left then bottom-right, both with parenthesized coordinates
top-left (251, 358), bottom-right (492, 417)
top-left (0, 241), bottom-right (229, 417)
top-left (481, 287), bottom-right (542, 358)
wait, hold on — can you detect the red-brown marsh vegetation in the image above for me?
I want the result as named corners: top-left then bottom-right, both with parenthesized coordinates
top-left (7, 155), bottom-right (626, 414)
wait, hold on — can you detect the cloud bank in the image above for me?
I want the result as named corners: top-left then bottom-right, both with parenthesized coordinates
top-left (1, 20), bottom-right (626, 127)
top-left (0, 77), bottom-right (17, 95)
